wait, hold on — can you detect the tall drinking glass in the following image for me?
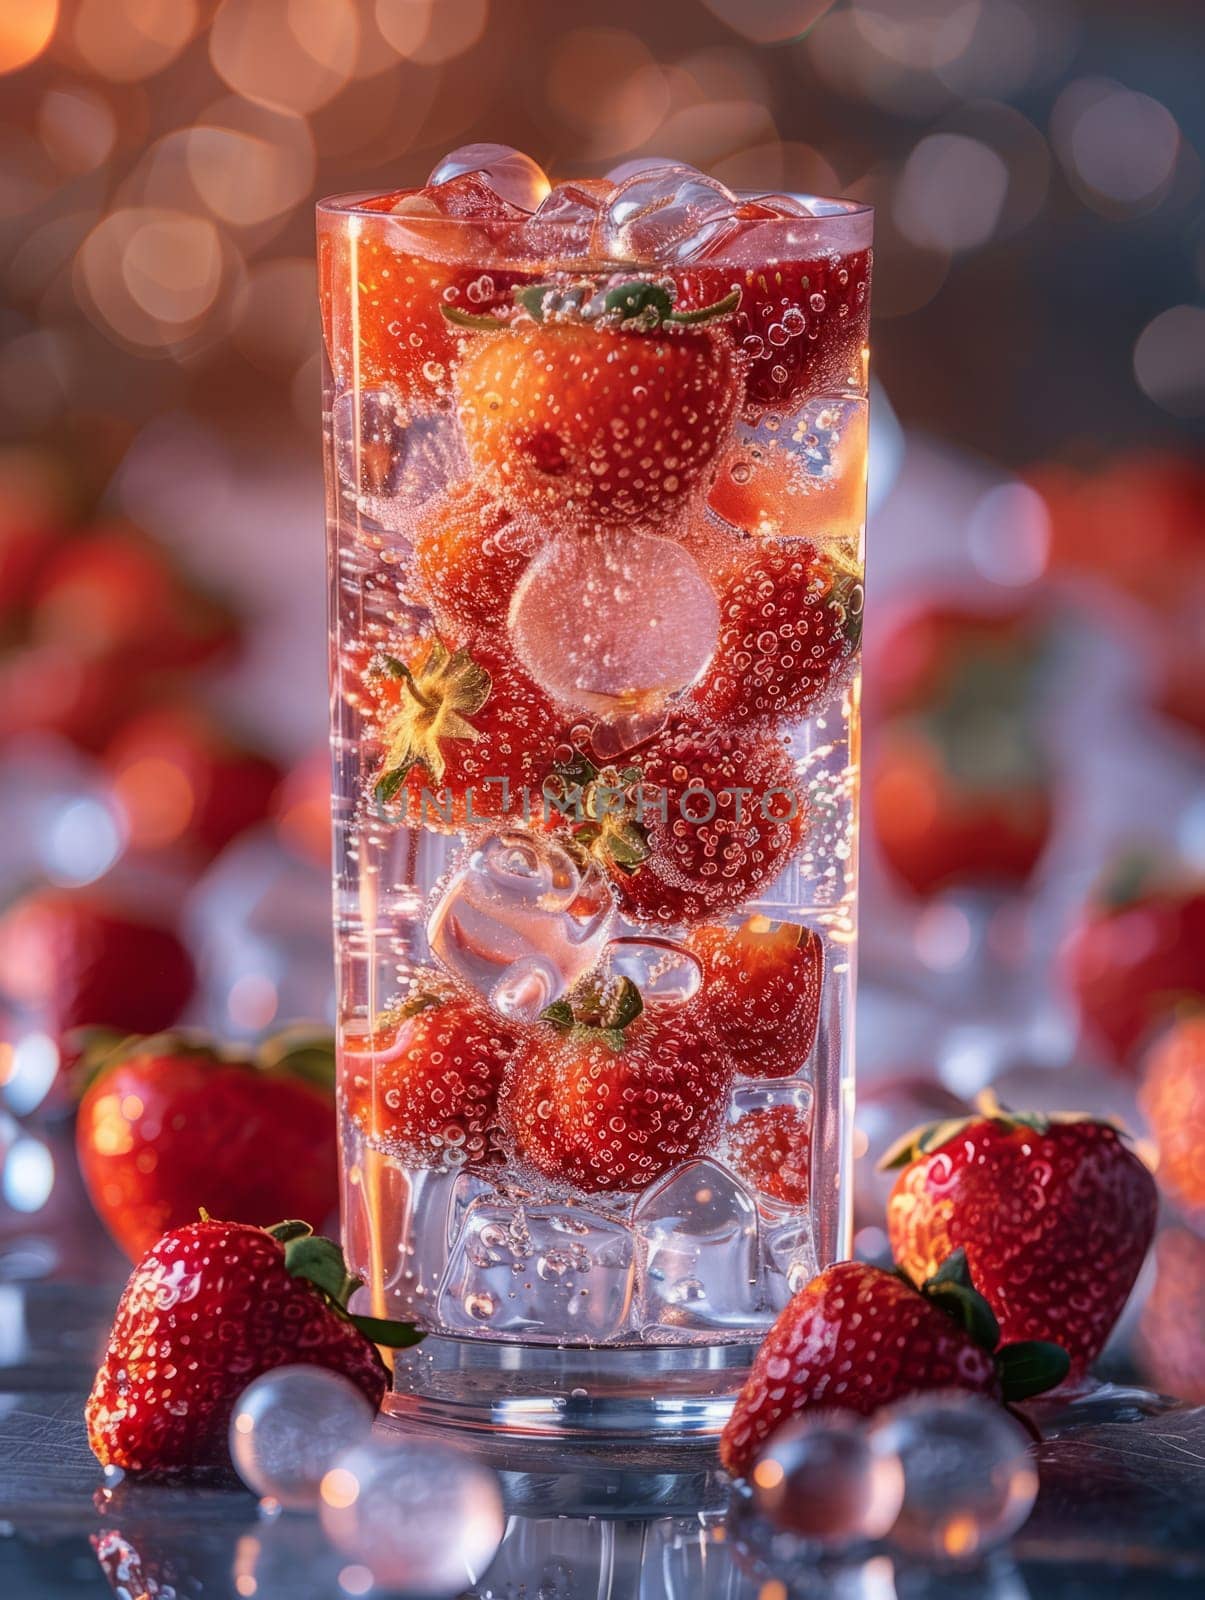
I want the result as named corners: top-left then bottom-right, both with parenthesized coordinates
top-left (318, 182), bottom-right (871, 1438)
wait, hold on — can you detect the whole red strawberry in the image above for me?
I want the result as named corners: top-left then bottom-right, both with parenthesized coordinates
top-left (883, 1107), bottom-right (1158, 1377)
top-left (678, 248), bottom-right (871, 417)
top-left (687, 916), bottom-right (823, 1078)
top-left (720, 1252), bottom-right (1067, 1478)
top-left (0, 889), bottom-right (194, 1052)
top-left (1062, 866), bottom-right (1205, 1067)
top-left (364, 635), bottom-right (564, 830)
top-left (76, 1029), bottom-right (340, 1260)
top-left (86, 1218), bottom-right (421, 1479)
top-left (451, 279), bottom-right (741, 532)
top-left (726, 1104), bottom-right (811, 1206)
top-left (102, 704), bottom-right (282, 861)
top-left (569, 726), bottom-right (807, 928)
top-left (499, 977), bottom-right (733, 1194)
top-left (689, 544), bottom-right (862, 728)
top-left (341, 978), bottom-right (518, 1171)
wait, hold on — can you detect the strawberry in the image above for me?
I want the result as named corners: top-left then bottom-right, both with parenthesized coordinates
top-left (498, 976), bottom-right (733, 1194)
top-left (870, 720), bottom-right (1054, 898)
top-left (726, 1104), bottom-right (810, 1206)
top-left (1139, 1014), bottom-right (1205, 1216)
top-left (882, 1105), bottom-right (1158, 1378)
top-left (686, 916), bottom-right (823, 1078)
top-left (1061, 865), bottom-right (1205, 1067)
top-left (318, 199), bottom-right (517, 402)
top-left (86, 1217), bottom-right (420, 1480)
top-left (274, 747), bottom-right (331, 869)
top-left (102, 704), bottom-right (282, 861)
top-left (678, 249), bottom-right (871, 417)
top-left (363, 635), bottom-right (564, 830)
top-left (75, 1028), bottom-right (339, 1261)
top-left (449, 278), bottom-right (741, 533)
top-left (413, 481), bottom-right (530, 637)
top-left (720, 1252), bottom-right (1067, 1478)
top-left (0, 889), bottom-right (194, 1053)
top-left (689, 543), bottom-right (862, 728)
top-left (1134, 1226), bottom-right (1205, 1405)
top-left (565, 725), bottom-right (807, 928)
top-left (341, 979), bottom-right (518, 1171)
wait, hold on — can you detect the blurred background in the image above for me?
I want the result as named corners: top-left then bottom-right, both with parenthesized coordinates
top-left (0, 1), bottom-right (1202, 1391)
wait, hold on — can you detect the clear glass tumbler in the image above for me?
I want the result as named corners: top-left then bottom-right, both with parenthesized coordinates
top-left (318, 184), bottom-right (871, 1438)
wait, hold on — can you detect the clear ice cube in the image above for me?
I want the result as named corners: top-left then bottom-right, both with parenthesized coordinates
top-left (437, 1200), bottom-right (636, 1341)
top-left (426, 830), bottom-right (616, 1022)
top-left (334, 393), bottom-right (466, 517)
top-left (428, 143), bottom-right (550, 212)
top-left (602, 937), bottom-right (703, 1006)
top-left (764, 1213), bottom-right (818, 1311)
top-left (507, 532), bottom-right (718, 717)
top-left (597, 168), bottom-right (738, 262)
top-left (634, 1159), bottom-right (761, 1333)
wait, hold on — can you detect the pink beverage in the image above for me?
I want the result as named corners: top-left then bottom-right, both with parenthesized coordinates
top-left (318, 148), bottom-right (871, 1437)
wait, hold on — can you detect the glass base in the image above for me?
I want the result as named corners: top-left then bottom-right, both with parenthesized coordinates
top-left (386, 1334), bottom-right (754, 1444)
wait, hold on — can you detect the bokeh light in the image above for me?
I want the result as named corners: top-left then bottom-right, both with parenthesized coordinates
top-left (0, 1), bottom-right (58, 76)
top-left (1134, 306), bottom-right (1205, 419)
top-left (72, 0), bottom-right (199, 83)
top-left (186, 99), bottom-right (316, 227)
top-left (1052, 78), bottom-right (1181, 214)
top-left (894, 133), bottom-right (1009, 252)
top-left (210, 0), bottom-right (358, 115)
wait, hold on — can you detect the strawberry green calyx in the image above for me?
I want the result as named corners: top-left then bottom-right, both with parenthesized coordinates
top-left (546, 749), bottom-right (651, 874)
top-left (258, 1025), bottom-right (337, 1093)
top-left (541, 975), bottom-right (645, 1051)
top-left (441, 279), bottom-right (741, 335)
top-left (71, 1025), bottom-right (339, 1099)
top-left (265, 1220), bottom-right (425, 1350)
top-left (371, 640), bottom-right (492, 798)
top-left (908, 1248), bottom-right (1070, 1401)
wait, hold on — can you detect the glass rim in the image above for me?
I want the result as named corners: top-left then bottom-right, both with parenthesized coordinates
top-left (315, 187), bottom-right (873, 225)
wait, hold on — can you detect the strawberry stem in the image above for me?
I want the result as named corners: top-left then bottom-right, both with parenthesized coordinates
top-left (665, 287), bottom-right (742, 325)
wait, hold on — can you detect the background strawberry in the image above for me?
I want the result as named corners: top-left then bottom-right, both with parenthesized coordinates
top-left (883, 1107), bottom-right (1158, 1376)
top-left (726, 1104), bottom-right (811, 1206)
top-left (1062, 867), bottom-right (1205, 1067)
top-left (452, 291), bottom-right (740, 532)
top-left (341, 979), bottom-right (517, 1171)
top-left (687, 916), bottom-right (823, 1078)
top-left (678, 248), bottom-right (871, 416)
top-left (499, 977), bottom-right (733, 1193)
top-left (0, 888), bottom-right (195, 1054)
top-left (86, 1218), bottom-right (420, 1479)
top-left (689, 543), bottom-right (861, 728)
top-left (720, 1252), bottom-right (1067, 1478)
top-left (1139, 1014), bottom-right (1205, 1216)
top-left (76, 1028), bottom-right (339, 1259)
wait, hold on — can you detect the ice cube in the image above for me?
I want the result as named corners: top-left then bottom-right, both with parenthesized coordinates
top-left (598, 168), bottom-right (739, 262)
top-left (602, 937), bottom-right (702, 1006)
top-left (605, 156), bottom-right (689, 184)
top-left (437, 1200), bottom-right (636, 1340)
top-left (428, 144), bottom-right (551, 212)
top-left (507, 532), bottom-right (718, 718)
top-left (334, 393), bottom-right (466, 514)
top-left (427, 830), bottom-right (616, 1022)
top-left (635, 1159), bottom-right (761, 1332)
top-left (764, 1213), bottom-right (818, 1310)
top-left (520, 179), bottom-right (613, 258)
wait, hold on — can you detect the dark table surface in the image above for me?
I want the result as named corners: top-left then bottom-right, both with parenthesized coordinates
top-left (2, 1280), bottom-right (1204, 1600)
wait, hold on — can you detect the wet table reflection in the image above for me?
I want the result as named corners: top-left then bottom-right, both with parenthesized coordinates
top-left (0, 1278), bottom-right (1202, 1600)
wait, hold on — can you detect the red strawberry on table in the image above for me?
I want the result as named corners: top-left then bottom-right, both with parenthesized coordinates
top-left (882, 1105), bottom-right (1158, 1378)
top-left (689, 543), bottom-right (862, 728)
top-left (726, 1104), bottom-right (811, 1206)
top-left (678, 248), bottom-right (871, 417)
top-left (364, 635), bottom-right (564, 830)
top-left (720, 1252), bottom-right (1067, 1478)
top-left (499, 976), bottom-right (733, 1194)
top-left (76, 1028), bottom-right (340, 1260)
top-left (687, 916), bottom-right (823, 1078)
top-left (1061, 865), bottom-right (1205, 1068)
top-left (341, 979), bottom-right (518, 1171)
top-left (0, 888), bottom-right (194, 1056)
top-left (449, 278), bottom-right (741, 533)
top-left (567, 726), bottom-right (808, 928)
top-left (86, 1218), bottom-right (420, 1480)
